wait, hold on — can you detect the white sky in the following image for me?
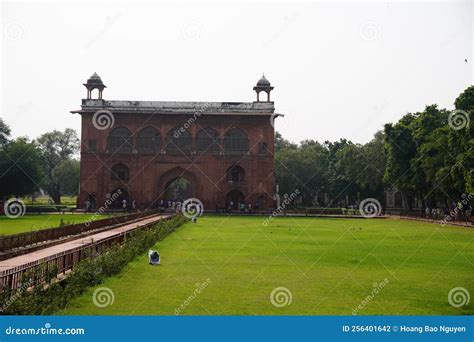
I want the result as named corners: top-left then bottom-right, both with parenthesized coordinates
top-left (1, 0), bottom-right (472, 144)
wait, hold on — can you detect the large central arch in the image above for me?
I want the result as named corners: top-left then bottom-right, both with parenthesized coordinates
top-left (164, 177), bottom-right (192, 200)
top-left (156, 167), bottom-right (199, 202)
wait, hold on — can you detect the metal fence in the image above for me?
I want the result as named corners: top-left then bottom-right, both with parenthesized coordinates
top-left (0, 210), bottom-right (161, 253)
top-left (0, 215), bottom-right (171, 290)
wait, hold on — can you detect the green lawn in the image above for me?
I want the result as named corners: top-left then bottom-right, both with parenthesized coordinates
top-left (0, 214), bottom-right (111, 235)
top-left (62, 216), bottom-right (473, 315)
top-left (21, 196), bottom-right (77, 206)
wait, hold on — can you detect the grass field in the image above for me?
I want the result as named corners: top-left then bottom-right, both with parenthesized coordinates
top-left (62, 216), bottom-right (474, 315)
top-left (0, 214), bottom-right (111, 235)
top-left (21, 196), bottom-right (77, 206)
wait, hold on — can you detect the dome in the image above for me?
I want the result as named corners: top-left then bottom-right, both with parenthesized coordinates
top-left (86, 72), bottom-right (104, 85)
top-left (256, 74), bottom-right (271, 87)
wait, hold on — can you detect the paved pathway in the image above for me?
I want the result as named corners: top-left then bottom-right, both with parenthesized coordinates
top-left (0, 214), bottom-right (169, 273)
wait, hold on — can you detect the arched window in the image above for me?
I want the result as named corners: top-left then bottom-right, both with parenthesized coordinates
top-left (107, 127), bottom-right (133, 153)
top-left (166, 127), bottom-right (192, 154)
top-left (196, 128), bottom-right (220, 153)
top-left (224, 128), bottom-right (248, 153)
top-left (226, 189), bottom-right (245, 210)
top-left (111, 163), bottom-right (130, 181)
top-left (226, 165), bottom-right (245, 183)
top-left (137, 126), bottom-right (160, 153)
top-left (109, 188), bottom-right (129, 209)
top-left (256, 195), bottom-right (267, 210)
top-left (394, 191), bottom-right (403, 207)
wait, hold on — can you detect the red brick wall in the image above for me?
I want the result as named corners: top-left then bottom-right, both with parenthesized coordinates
top-left (78, 112), bottom-right (276, 211)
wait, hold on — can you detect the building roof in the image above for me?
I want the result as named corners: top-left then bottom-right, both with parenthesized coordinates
top-left (84, 72), bottom-right (106, 87)
top-left (89, 72), bottom-right (101, 80)
top-left (256, 74), bottom-right (271, 87)
top-left (71, 99), bottom-right (275, 115)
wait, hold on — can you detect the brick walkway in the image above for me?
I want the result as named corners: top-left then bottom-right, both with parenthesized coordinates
top-left (0, 214), bottom-right (169, 273)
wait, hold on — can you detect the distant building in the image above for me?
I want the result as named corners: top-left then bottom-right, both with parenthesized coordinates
top-left (385, 187), bottom-right (422, 211)
top-left (72, 73), bottom-right (281, 211)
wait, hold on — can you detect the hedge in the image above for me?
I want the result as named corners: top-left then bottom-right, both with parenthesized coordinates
top-left (25, 205), bottom-right (72, 213)
top-left (0, 215), bottom-right (187, 315)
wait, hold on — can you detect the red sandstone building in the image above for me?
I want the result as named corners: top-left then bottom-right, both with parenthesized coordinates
top-left (72, 73), bottom-right (280, 211)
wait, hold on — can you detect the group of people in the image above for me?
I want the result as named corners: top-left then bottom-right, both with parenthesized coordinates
top-left (83, 197), bottom-right (267, 215)
top-left (84, 198), bottom-right (138, 213)
top-left (424, 207), bottom-right (445, 219)
top-left (157, 199), bottom-right (183, 213)
top-left (222, 201), bottom-right (260, 213)
top-left (424, 203), bottom-right (472, 220)
top-left (120, 199), bottom-right (137, 213)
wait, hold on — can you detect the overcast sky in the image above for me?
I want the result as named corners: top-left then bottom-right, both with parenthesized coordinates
top-left (1, 0), bottom-right (472, 144)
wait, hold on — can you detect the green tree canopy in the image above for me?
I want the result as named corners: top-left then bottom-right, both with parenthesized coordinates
top-left (0, 137), bottom-right (43, 198)
top-left (36, 128), bottom-right (80, 204)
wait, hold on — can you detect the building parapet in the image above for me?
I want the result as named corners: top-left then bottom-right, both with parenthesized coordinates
top-left (72, 99), bottom-right (275, 115)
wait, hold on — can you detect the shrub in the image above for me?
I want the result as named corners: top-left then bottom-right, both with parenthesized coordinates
top-left (26, 205), bottom-right (68, 213)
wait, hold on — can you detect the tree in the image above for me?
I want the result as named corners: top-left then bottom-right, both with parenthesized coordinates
top-left (36, 129), bottom-right (80, 204)
top-left (0, 137), bottom-right (43, 198)
top-left (454, 85), bottom-right (474, 111)
top-left (274, 131), bottom-right (297, 153)
top-left (273, 86), bottom-right (474, 212)
top-left (326, 141), bottom-right (362, 205)
top-left (275, 139), bottom-right (328, 206)
top-left (383, 114), bottom-right (419, 210)
top-left (0, 118), bottom-right (11, 146)
top-left (450, 86), bottom-right (474, 194)
top-left (55, 159), bottom-right (80, 196)
top-left (384, 93), bottom-right (472, 211)
top-left (415, 106), bottom-right (455, 206)
top-left (358, 131), bottom-right (386, 199)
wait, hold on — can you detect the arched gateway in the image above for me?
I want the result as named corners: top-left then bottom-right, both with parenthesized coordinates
top-left (157, 167), bottom-right (198, 202)
top-left (73, 73), bottom-right (281, 212)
